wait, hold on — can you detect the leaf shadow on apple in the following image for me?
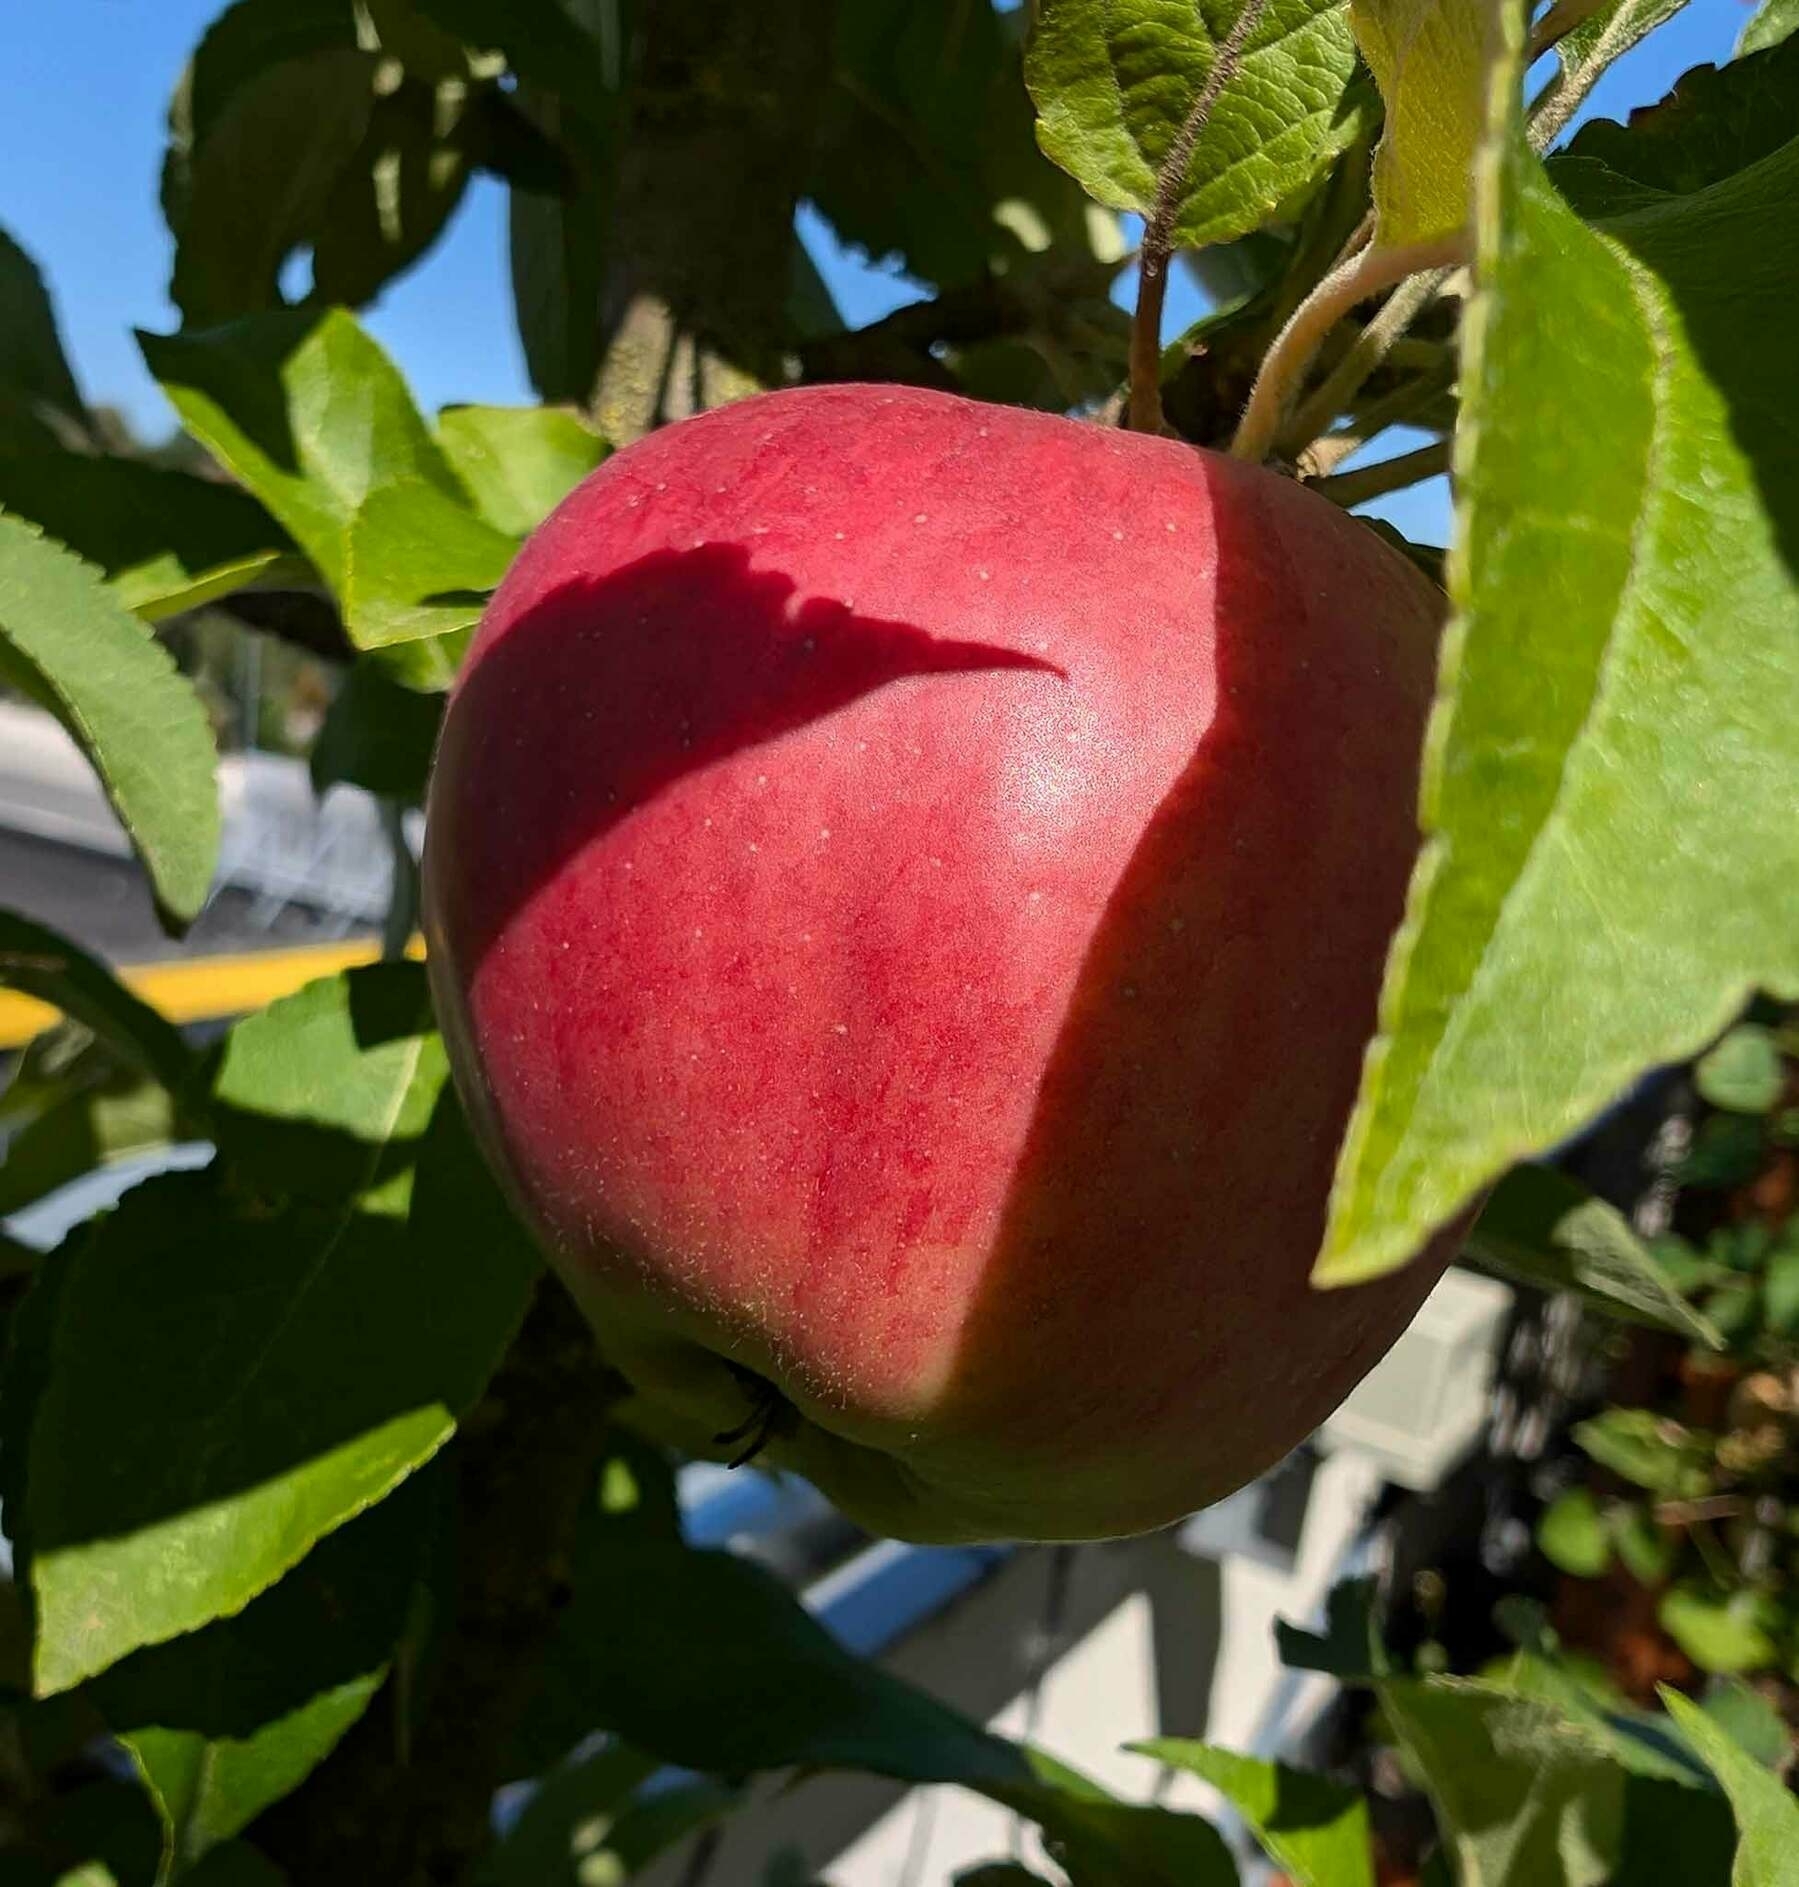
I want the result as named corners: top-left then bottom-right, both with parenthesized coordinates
top-left (427, 481), bottom-right (1457, 1544)
top-left (430, 540), bottom-right (1065, 973)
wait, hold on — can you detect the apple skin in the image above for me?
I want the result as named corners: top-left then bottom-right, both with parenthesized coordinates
top-left (423, 383), bottom-right (1456, 1544)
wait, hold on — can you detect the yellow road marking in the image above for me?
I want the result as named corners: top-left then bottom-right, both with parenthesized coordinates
top-left (0, 935), bottom-right (426, 1050)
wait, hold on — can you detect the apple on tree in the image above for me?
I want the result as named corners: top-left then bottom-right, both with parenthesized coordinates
top-left (424, 383), bottom-right (1457, 1544)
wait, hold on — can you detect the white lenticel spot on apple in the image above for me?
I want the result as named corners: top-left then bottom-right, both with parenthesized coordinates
top-left (655, 481), bottom-right (667, 491)
top-left (1165, 521), bottom-right (1178, 532)
top-left (834, 1023), bottom-right (849, 1034)
top-left (977, 568), bottom-right (991, 581)
top-left (819, 828), bottom-right (831, 840)
top-left (914, 513), bottom-right (928, 524)
top-left (1112, 529), bottom-right (1124, 541)
top-left (833, 530), bottom-right (846, 540)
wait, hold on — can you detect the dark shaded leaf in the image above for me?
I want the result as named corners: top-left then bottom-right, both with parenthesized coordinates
top-left (0, 911), bottom-right (193, 1096)
top-left (0, 450), bottom-right (298, 619)
top-left (309, 659), bottom-right (444, 800)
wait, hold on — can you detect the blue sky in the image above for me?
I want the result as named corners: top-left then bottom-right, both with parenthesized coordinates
top-left (2, 0), bottom-right (1748, 519)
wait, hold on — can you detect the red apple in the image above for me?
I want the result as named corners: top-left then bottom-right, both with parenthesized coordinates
top-left (424, 383), bottom-right (1454, 1543)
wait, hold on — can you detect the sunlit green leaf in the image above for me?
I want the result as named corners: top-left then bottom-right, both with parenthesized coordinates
top-left (94, 1482), bottom-right (427, 1867)
top-left (1573, 1409), bottom-right (1713, 1498)
top-left (1695, 1026), bottom-right (1786, 1115)
top-left (23, 971), bottom-right (536, 1693)
top-left (1658, 1588), bottom-right (1781, 1677)
top-left (1028, 0), bottom-right (1367, 251)
top-left (141, 308), bottom-right (509, 682)
top-left (1739, 0), bottom-right (1799, 53)
top-left (435, 404), bottom-right (607, 536)
top-left (1318, 25), bottom-right (1799, 1284)
top-left (1349, 0), bottom-right (1491, 243)
top-left (1135, 1743), bottom-right (1372, 1887)
top-left (0, 517), bottom-right (219, 925)
top-left (1662, 1685), bottom-right (1799, 1885)
top-left (1537, 1488), bottom-right (1613, 1579)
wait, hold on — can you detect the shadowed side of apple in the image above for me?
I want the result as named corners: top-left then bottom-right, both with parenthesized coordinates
top-left (424, 383), bottom-right (1457, 1544)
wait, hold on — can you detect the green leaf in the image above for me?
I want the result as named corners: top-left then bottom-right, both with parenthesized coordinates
top-left (163, 0), bottom-right (504, 325)
top-left (1658, 1588), bottom-right (1781, 1677)
top-left (140, 309), bottom-right (510, 680)
top-left (1612, 1503), bottom-right (1676, 1587)
top-left (0, 1078), bottom-right (175, 1220)
top-left (813, 1), bottom-right (1117, 292)
top-left (1573, 1409), bottom-right (1713, 1498)
top-left (1538, 1489), bottom-right (1614, 1578)
top-left (1701, 1280), bottom-right (1762, 1348)
top-left (1134, 1743), bottom-right (1371, 1887)
top-left (1554, 4), bottom-right (1692, 122)
top-left (0, 451), bottom-right (299, 620)
top-left (92, 1481), bottom-right (427, 1868)
top-left (1317, 24), bottom-right (1799, 1284)
top-left (506, 92), bottom-right (615, 407)
top-left (171, 1844), bottom-right (290, 1887)
top-left (22, 976), bottom-right (536, 1693)
top-left (475, 0), bottom-right (629, 402)
top-left (1466, 1165), bottom-right (1723, 1346)
top-left (1027, 0), bottom-right (1367, 252)
top-left (0, 911), bottom-right (193, 1096)
top-left (0, 228), bottom-right (88, 442)
top-left (1680, 1116), bottom-right (1769, 1191)
top-left (1483, 1642), bottom-right (1709, 1786)
top-left (169, 47), bottom-right (378, 325)
top-left (1764, 1245), bottom-right (1799, 1335)
top-left (1274, 1577), bottom-right (1388, 1680)
top-left (18, 1778), bottom-right (164, 1887)
top-left (1701, 1680), bottom-right (1792, 1771)
top-left (1696, 1026), bottom-right (1787, 1116)
top-left (435, 404), bottom-right (606, 537)
top-left (337, 477), bottom-right (515, 658)
top-left (516, 1532), bottom-right (1236, 1885)
top-left (481, 1742), bottom-right (658, 1887)
top-left (1662, 1684), bottom-right (1799, 1885)
top-left (309, 659), bottom-right (444, 800)
top-left (408, 0), bottom-right (620, 137)
top-left (0, 521), bottom-right (220, 926)
top-left (306, 74), bottom-right (489, 314)
top-left (1740, 0), bottom-right (1799, 54)
top-left (1378, 1678), bottom-right (1625, 1887)
top-left (1349, 0), bottom-right (1492, 243)
top-left (485, 1752), bottom-right (740, 1887)
top-left (211, 965), bottom-right (446, 1207)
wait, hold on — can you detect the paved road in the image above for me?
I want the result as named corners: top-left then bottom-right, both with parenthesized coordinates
top-left (1, 826), bottom-right (368, 968)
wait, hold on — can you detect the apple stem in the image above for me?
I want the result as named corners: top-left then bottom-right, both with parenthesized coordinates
top-left (1229, 233), bottom-right (1471, 466)
top-left (1305, 436), bottom-right (1452, 510)
top-left (1278, 268), bottom-right (1453, 464)
top-left (714, 1369), bottom-right (796, 1469)
top-left (1127, 0), bottom-right (1275, 435)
